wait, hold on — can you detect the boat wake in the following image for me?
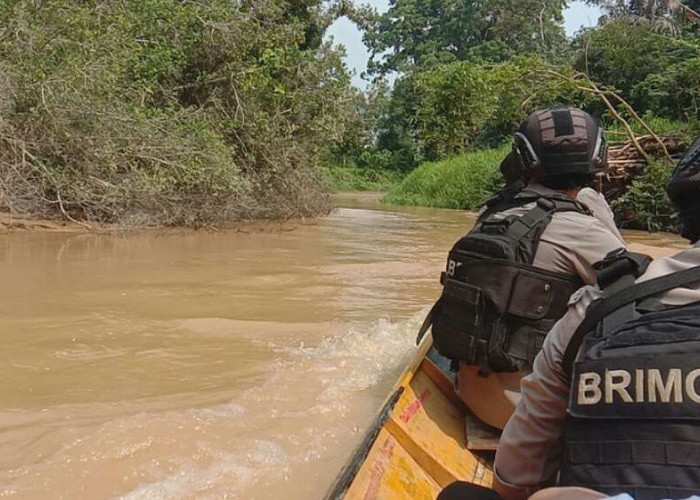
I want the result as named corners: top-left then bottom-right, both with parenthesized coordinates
top-left (0, 312), bottom-right (428, 500)
top-left (121, 313), bottom-right (425, 500)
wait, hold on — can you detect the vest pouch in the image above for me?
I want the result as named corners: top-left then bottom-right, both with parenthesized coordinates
top-left (452, 232), bottom-right (517, 262)
top-left (507, 270), bottom-right (556, 320)
top-left (495, 319), bottom-right (552, 370)
top-left (485, 317), bottom-right (522, 372)
top-left (432, 278), bottom-right (487, 363)
top-left (460, 261), bottom-right (520, 314)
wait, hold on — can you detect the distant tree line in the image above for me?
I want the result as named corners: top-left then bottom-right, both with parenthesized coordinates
top-left (324, 0), bottom-right (700, 181)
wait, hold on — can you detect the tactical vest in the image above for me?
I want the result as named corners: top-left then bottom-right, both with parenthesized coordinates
top-left (417, 190), bottom-right (589, 373)
top-left (560, 256), bottom-right (700, 500)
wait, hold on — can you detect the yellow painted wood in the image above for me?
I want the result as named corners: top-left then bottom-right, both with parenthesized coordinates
top-left (393, 337), bottom-right (434, 390)
top-left (385, 368), bottom-right (494, 489)
top-left (334, 339), bottom-right (495, 500)
top-left (343, 429), bottom-right (442, 500)
top-left (420, 358), bottom-right (466, 410)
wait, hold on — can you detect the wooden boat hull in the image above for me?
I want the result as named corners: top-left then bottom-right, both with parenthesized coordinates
top-left (325, 339), bottom-right (494, 500)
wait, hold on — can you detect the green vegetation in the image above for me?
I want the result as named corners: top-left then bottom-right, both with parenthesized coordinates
top-left (4, 0), bottom-right (700, 230)
top-left (325, 0), bottom-right (700, 232)
top-left (612, 161), bottom-right (678, 232)
top-left (606, 115), bottom-right (700, 143)
top-left (361, 0), bottom-right (569, 76)
top-left (321, 166), bottom-right (403, 192)
top-left (0, 0), bottom-right (355, 226)
top-left (384, 146), bottom-right (508, 210)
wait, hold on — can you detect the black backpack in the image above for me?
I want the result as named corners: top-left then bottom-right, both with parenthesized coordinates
top-left (417, 189), bottom-right (590, 372)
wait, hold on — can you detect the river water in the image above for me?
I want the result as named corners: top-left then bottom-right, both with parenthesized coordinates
top-left (0, 194), bottom-right (687, 500)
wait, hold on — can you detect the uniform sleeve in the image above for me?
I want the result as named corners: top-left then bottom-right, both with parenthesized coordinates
top-left (576, 188), bottom-right (626, 244)
top-left (573, 218), bottom-right (628, 280)
top-left (494, 288), bottom-right (600, 500)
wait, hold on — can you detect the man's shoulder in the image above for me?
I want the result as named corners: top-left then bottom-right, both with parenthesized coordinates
top-left (549, 209), bottom-right (622, 243)
top-left (551, 207), bottom-right (601, 227)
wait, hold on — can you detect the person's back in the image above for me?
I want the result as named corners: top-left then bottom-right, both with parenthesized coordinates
top-left (488, 182), bottom-right (626, 283)
top-left (494, 137), bottom-right (700, 500)
top-left (439, 109), bottom-right (627, 429)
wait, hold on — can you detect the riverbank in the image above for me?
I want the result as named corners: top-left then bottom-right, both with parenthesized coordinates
top-left (0, 211), bottom-right (91, 232)
top-left (1, 193), bottom-right (687, 250)
top-left (0, 209), bottom-right (320, 235)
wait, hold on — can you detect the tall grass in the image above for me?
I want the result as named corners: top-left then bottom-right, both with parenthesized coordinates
top-left (605, 115), bottom-right (700, 144)
top-left (384, 145), bottom-right (508, 209)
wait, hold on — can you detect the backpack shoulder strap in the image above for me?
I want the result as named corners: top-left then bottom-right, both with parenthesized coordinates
top-left (497, 195), bottom-right (589, 264)
top-left (595, 250), bottom-right (652, 341)
top-left (477, 189), bottom-right (537, 222)
top-left (479, 188), bottom-right (590, 222)
top-left (562, 265), bottom-right (700, 377)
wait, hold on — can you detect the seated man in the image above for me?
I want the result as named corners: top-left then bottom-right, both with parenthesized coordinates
top-left (428, 108), bottom-right (628, 429)
top-left (494, 138), bottom-right (700, 500)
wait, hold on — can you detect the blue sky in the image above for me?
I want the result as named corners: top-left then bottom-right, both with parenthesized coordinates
top-left (325, 1), bottom-right (604, 88)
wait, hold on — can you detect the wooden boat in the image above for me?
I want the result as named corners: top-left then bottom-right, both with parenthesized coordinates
top-left (324, 338), bottom-right (497, 500)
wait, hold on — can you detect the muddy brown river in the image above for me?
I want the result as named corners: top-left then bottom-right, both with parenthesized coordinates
top-left (0, 194), bottom-right (688, 499)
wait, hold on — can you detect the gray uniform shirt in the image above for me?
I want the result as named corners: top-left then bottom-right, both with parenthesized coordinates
top-left (494, 243), bottom-right (700, 500)
top-left (494, 183), bottom-right (628, 285)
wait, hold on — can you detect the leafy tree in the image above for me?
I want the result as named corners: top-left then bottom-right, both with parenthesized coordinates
top-left (588, 0), bottom-right (700, 16)
top-left (404, 57), bottom-right (590, 159)
top-left (361, 0), bottom-right (570, 76)
top-left (586, 0), bottom-right (700, 33)
top-left (573, 23), bottom-right (698, 105)
top-left (633, 57), bottom-right (700, 119)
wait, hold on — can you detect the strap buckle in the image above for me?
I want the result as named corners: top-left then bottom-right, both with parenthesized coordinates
top-left (595, 250), bottom-right (652, 290)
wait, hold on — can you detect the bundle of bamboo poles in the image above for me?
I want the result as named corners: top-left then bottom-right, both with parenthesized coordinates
top-left (599, 136), bottom-right (686, 199)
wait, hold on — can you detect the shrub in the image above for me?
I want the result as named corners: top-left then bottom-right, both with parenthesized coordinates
top-left (320, 166), bottom-right (403, 192)
top-left (0, 0), bottom-right (354, 226)
top-left (611, 160), bottom-right (678, 232)
top-left (384, 145), bottom-right (509, 209)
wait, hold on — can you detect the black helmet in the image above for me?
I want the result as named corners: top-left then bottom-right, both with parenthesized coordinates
top-left (667, 137), bottom-right (700, 242)
top-left (513, 108), bottom-right (608, 185)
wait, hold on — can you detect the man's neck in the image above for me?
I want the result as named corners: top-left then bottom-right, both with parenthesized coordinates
top-left (559, 188), bottom-right (581, 200)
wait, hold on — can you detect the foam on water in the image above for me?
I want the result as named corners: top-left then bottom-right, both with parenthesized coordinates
top-left (290, 312), bottom-right (425, 401)
top-left (0, 313), bottom-right (420, 500)
top-left (117, 441), bottom-right (288, 500)
top-left (115, 313), bottom-right (423, 500)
